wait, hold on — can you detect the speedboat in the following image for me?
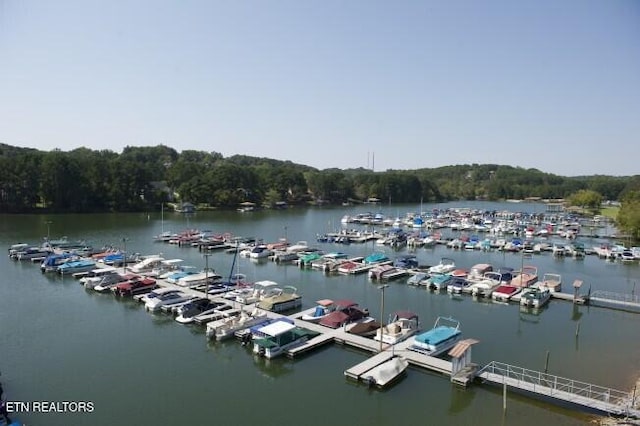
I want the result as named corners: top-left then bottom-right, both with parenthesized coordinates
top-left (136, 287), bottom-right (181, 303)
top-left (57, 259), bottom-right (96, 275)
top-left (469, 272), bottom-right (502, 298)
top-left (406, 272), bottom-right (429, 286)
top-left (446, 276), bottom-right (471, 294)
top-left (301, 299), bottom-right (336, 323)
top-left (361, 356), bottom-right (409, 388)
top-left (94, 273), bottom-right (137, 292)
top-left (252, 321), bottom-right (319, 359)
top-left (144, 291), bottom-right (193, 312)
top-left (345, 319), bottom-right (381, 337)
top-left (429, 274), bottom-right (453, 291)
top-left (175, 299), bottom-right (226, 324)
top-left (428, 258), bottom-right (456, 275)
top-left (374, 311), bottom-right (420, 345)
top-left (409, 317), bottom-right (462, 357)
top-left (112, 277), bottom-right (157, 297)
top-left (85, 271), bottom-right (128, 290)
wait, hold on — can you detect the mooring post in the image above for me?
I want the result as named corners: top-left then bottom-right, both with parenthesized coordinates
top-left (544, 350), bottom-right (550, 374)
top-left (503, 382), bottom-right (507, 412)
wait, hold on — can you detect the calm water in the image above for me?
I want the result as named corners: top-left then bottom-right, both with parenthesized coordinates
top-left (1, 202), bottom-right (639, 426)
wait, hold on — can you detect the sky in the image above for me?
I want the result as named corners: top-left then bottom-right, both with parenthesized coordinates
top-left (1, 0), bottom-right (639, 176)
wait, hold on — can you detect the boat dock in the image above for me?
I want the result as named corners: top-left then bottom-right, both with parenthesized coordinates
top-left (344, 351), bottom-right (395, 380)
top-left (112, 278), bottom-right (640, 420)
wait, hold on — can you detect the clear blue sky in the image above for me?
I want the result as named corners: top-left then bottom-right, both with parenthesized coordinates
top-left (1, 0), bottom-right (639, 176)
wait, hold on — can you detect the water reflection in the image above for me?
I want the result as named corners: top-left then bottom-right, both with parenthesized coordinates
top-left (251, 355), bottom-right (294, 379)
top-left (448, 385), bottom-right (476, 414)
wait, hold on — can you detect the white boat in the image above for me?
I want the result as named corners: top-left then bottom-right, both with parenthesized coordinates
top-left (409, 316), bottom-right (462, 357)
top-left (128, 255), bottom-right (164, 274)
top-left (373, 311), bottom-right (420, 345)
top-left (79, 266), bottom-right (119, 286)
top-left (520, 287), bottom-right (551, 308)
top-left (467, 263), bottom-right (493, 282)
top-left (144, 291), bottom-right (194, 312)
top-left (469, 272), bottom-right (502, 297)
top-left (428, 258), bottom-right (456, 275)
top-left (137, 287), bottom-right (181, 303)
top-left (57, 259), bottom-right (97, 275)
top-left (361, 356), bottom-right (409, 388)
top-left (235, 280), bottom-right (281, 305)
top-left (301, 299), bottom-right (336, 323)
top-left (406, 272), bottom-right (429, 286)
top-left (15, 246), bottom-right (51, 261)
top-left (94, 273), bottom-right (137, 292)
top-left (176, 270), bottom-right (221, 288)
top-left (248, 245), bottom-right (272, 259)
top-left (537, 273), bottom-right (562, 292)
top-left (193, 305), bottom-right (240, 325)
top-left (83, 270), bottom-right (124, 290)
top-left (206, 308), bottom-right (269, 340)
top-left (252, 321), bottom-right (319, 359)
top-left (256, 286), bottom-right (302, 313)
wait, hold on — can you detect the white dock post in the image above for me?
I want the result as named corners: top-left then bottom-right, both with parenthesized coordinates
top-left (503, 382), bottom-right (507, 412)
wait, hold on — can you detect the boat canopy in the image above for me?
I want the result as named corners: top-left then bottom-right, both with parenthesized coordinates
top-left (334, 299), bottom-right (357, 309)
top-left (393, 311), bottom-right (418, 320)
top-left (258, 321), bottom-right (296, 337)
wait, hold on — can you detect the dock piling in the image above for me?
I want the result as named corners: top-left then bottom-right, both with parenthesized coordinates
top-left (544, 350), bottom-right (550, 374)
top-left (503, 382), bottom-right (507, 412)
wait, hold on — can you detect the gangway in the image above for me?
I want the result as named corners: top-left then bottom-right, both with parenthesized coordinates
top-left (477, 361), bottom-right (640, 419)
top-left (589, 290), bottom-right (640, 311)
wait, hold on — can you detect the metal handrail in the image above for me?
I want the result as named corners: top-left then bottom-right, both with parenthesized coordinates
top-left (477, 361), bottom-right (633, 409)
top-left (590, 290), bottom-right (640, 304)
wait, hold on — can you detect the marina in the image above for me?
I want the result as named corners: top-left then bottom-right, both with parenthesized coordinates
top-left (2, 202), bottom-right (640, 426)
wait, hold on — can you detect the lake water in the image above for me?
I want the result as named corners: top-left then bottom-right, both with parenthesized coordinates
top-left (1, 201), bottom-right (639, 426)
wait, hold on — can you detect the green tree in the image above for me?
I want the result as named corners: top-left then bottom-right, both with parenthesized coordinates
top-left (617, 191), bottom-right (640, 241)
top-left (567, 189), bottom-right (603, 213)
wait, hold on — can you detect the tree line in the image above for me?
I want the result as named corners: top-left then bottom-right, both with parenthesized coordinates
top-left (0, 143), bottom-right (638, 215)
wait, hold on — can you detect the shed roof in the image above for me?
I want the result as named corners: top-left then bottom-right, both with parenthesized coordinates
top-left (448, 338), bottom-right (480, 359)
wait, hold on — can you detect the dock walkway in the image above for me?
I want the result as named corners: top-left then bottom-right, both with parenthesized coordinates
top-left (477, 361), bottom-right (640, 419)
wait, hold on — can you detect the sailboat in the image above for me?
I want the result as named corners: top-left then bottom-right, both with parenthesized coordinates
top-left (153, 203), bottom-right (173, 242)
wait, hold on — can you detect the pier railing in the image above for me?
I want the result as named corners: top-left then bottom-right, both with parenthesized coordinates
top-left (590, 290), bottom-right (640, 306)
top-left (477, 361), bottom-right (636, 415)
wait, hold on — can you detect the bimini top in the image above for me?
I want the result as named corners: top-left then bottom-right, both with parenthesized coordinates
top-left (414, 326), bottom-right (460, 346)
top-left (257, 321), bottom-right (296, 337)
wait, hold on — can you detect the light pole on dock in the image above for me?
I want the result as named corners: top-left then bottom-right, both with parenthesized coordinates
top-left (121, 238), bottom-right (128, 274)
top-left (378, 284), bottom-right (389, 353)
top-left (203, 253), bottom-right (212, 300)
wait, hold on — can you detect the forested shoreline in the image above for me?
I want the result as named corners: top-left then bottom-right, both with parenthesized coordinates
top-left (1, 143), bottom-right (638, 215)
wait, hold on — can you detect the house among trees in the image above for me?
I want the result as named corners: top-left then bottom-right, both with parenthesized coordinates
top-left (175, 202), bottom-right (195, 213)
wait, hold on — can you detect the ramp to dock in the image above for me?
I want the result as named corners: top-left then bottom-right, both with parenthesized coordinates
top-left (477, 361), bottom-right (640, 419)
top-left (589, 291), bottom-right (640, 311)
